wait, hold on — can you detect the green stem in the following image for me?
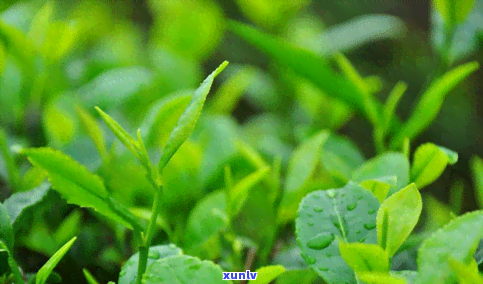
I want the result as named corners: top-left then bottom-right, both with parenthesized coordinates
top-left (135, 245), bottom-right (149, 284)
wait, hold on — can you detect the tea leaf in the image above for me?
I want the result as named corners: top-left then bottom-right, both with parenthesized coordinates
top-left (184, 190), bottom-right (228, 260)
top-left (352, 152), bottom-right (410, 197)
top-left (229, 166), bottom-right (270, 218)
top-left (339, 242), bottom-right (389, 273)
top-left (0, 203), bottom-right (14, 253)
top-left (377, 183), bottom-right (422, 257)
top-left (142, 255), bottom-right (229, 284)
top-left (471, 156), bottom-right (483, 209)
top-left (390, 61), bottom-right (479, 148)
top-left (252, 265), bottom-right (286, 284)
top-left (139, 92), bottom-right (191, 147)
top-left (0, 241), bottom-right (23, 284)
top-left (22, 166), bottom-right (48, 191)
top-left (296, 182), bottom-right (380, 284)
top-left (358, 272), bottom-right (408, 284)
top-left (417, 211), bottom-right (483, 283)
top-left (277, 130), bottom-right (329, 225)
top-left (448, 258), bottom-right (483, 284)
top-left (95, 107), bottom-right (140, 158)
top-left (36, 237), bottom-right (76, 284)
top-left (118, 244), bottom-right (183, 284)
top-left (360, 176), bottom-right (397, 203)
top-left (23, 148), bottom-right (140, 230)
top-left (383, 81), bottom-right (408, 132)
top-left (411, 143), bottom-right (458, 189)
top-left (3, 182), bottom-right (50, 227)
top-left (83, 269), bottom-right (100, 284)
top-left (75, 106), bottom-right (107, 160)
top-left (0, 128), bottom-right (21, 192)
top-left (434, 0), bottom-right (476, 24)
top-left (27, 1), bottom-right (54, 50)
top-left (158, 61), bottom-right (228, 173)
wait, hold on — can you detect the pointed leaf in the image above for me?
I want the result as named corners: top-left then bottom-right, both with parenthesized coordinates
top-left (360, 176), bottom-right (397, 203)
top-left (417, 211), bottom-right (483, 284)
top-left (471, 156), bottom-right (483, 209)
top-left (0, 203), bottom-right (13, 253)
top-left (377, 183), bottom-right (422, 257)
top-left (434, 0), bottom-right (476, 24)
top-left (339, 242), bottom-right (389, 273)
top-left (36, 237), bottom-right (77, 284)
top-left (295, 182), bottom-right (380, 284)
top-left (230, 166), bottom-right (270, 218)
top-left (390, 61), bottom-right (479, 148)
top-left (0, 128), bottom-right (21, 192)
top-left (411, 143), bottom-right (458, 189)
top-left (158, 61), bottom-right (228, 172)
top-left (358, 272), bottom-right (408, 284)
top-left (118, 244), bottom-right (183, 284)
top-left (449, 258), bottom-right (483, 284)
top-left (23, 148), bottom-right (139, 230)
top-left (252, 265), bottom-right (286, 284)
top-left (383, 81), bottom-right (408, 132)
top-left (142, 255), bottom-right (230, 284)
top-left (83, 269), bottom-right (100, 284)
top-left (75, 106), bottom-right (107, 159)
top-left (278, 130), bottom-right (329, 225)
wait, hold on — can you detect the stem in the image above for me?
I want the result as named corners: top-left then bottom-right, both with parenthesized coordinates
top-left (135, 245), bottom-right (149, 284)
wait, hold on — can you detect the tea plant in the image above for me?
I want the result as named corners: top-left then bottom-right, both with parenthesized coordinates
top-left (1, 0), bottom-right (483, 283)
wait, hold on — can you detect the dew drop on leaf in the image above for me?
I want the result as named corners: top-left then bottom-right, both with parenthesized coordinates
top-left (189, 264), bottom-right (201, 270)
top-left (308, 222), bottom-right (314, 226)
top-left (301, 253), bottom-right (316, 264)
top-left (184, 258), bottom-right (195, 265)
top-left (358, 195), bottom-right (363, 200)
top-left (306, 232), bottom-right (335, 250)
top-left (346, 202), bottom-right (357, 211)
top-left (307, 213), bottom-right (313, 218)
top-left (148, 250), bottom-right (160, 259)
top-left (326, 253), bottom-right (332, 257)
top-left (368, 209), bottom-right (377, 214)
top-left (358, 237), bottom-right (366, 243)
top-left (356, 230), bottom-right (361, 234)
top-left (363, 223), bottom-right (376, 230)
top-left (319, 267), bottom-right (329, 271)
top-left (326, 190), bottom-right (337, 199)
top-left (313, 206), bottom-right (323, 212)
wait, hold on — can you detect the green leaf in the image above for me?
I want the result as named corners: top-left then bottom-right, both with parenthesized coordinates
top-left (0, 241), bottom-right (23, 284)
top-left (410, 143), bottom-right (458, 189)
top-left (377, 183), bottom-right (422, 257)
top-left (95, 107), bottom-right (140, 159)
top-left (358, 272), bottom-right (408, 284)
top-left (82, 269), bottom-right (100, 284)
top-left (75, 106), bottom-right (107, 160)
top-left (383, 81), bottom-right (408, 132)
top-left (118, 244), bottom-right (183, 284)
top-left (449, 178), bottom-right (464, 215)
top-left (351, 152), bottom-right (410, 197)
top-left (54, 210), bottom-right (83, 245)
top-left (3, 182), bottom-right (50, 227)
top-left (417, 211), bottom-right (483, 284)
top-left (23, 148), bottom-right (140, 230)
top-left (278, 130), bottom-right (329, 225)
top-left (360, 176), bottom-right (397, 203)
top-left (139, 92), bottom-right (192, 147)
top-left (275, 269), bottom-right (318, 284)
top-left (184, 190), bottom-right (228, 260)
top-left (27, 1), bottom-right (54, 50)
top-left (228, 21), bottom-right (398, 128)
top-left (158, 61), bottom-right (228, 173)
top-left (207, 65), bottom-right (256, 114)
top-left (143, 255), bottom-right (229, 284)
top-left (0, 128), bottom-right (21, 192)
top-left (449, 258), bottom-right (483, 284)
top-left (0, 203), bottom-right (14, 253)
top-left (339, 242), bottom-right (389, 273)
top-left (471, 156), bottom-right (483, 209)
top-left (229, 166), bottom-right (270, 218)
top-left (390, 61), bottom-right (479, 148)
top-left (22, 166), bottom-right (48, 191)
top-left (295, 182), bottom-right (380, 284)
top-left (252, 265), bottom-right (286, 284)
top-left (36, 236), bottom-right (77, 284)
top-left (391, 271), bottom-right (418, 283)
top-left (434, 0), bottom-right (476, 24)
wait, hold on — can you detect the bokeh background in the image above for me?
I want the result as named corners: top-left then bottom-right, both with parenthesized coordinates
top-left (1, 0), bottom-right (483, 283)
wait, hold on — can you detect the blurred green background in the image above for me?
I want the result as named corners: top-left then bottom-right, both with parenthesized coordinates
top-left (1, 0), bottom-right (482, 283)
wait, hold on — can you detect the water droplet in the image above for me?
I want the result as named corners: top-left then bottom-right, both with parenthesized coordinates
top-left (326, 190), bottom-right (337, 199)
top-left (185, 258), bottom-right (195, 265)
top-left (319, 267), bottom-right (329, 271)
top-left (358, 196), bottom-right (363, 200)
top-left (341, 193), bottom-right (346, 197)
top-left (301, 253), bottom-right (316, 264)
top-left (148, 250), bottom-right (160, 259)
top-left (119, 270), bottom-right (126, 277)
top-left (307, 233), bottom-right (335, 250)
top-left (326, 253), bottom-right (332, 257)
top-left (356, 230), bottom-right (361, 234)
top-left (307, 213), bottom-right (313, 218)
top-left (308, 222), bottom-right (314, 227)
top-left (364, 223), bottom-right (376, 230)
top-left (346, 202), bottom-right (357, 211)
top-left (358, 237), bottom-right (366, 243)
top-left (189, 264), bottom-right (201, 270)
top-left (368, 209), bottom-right (377, 214)
top-left (313, 206), bottom-right (323, 212)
